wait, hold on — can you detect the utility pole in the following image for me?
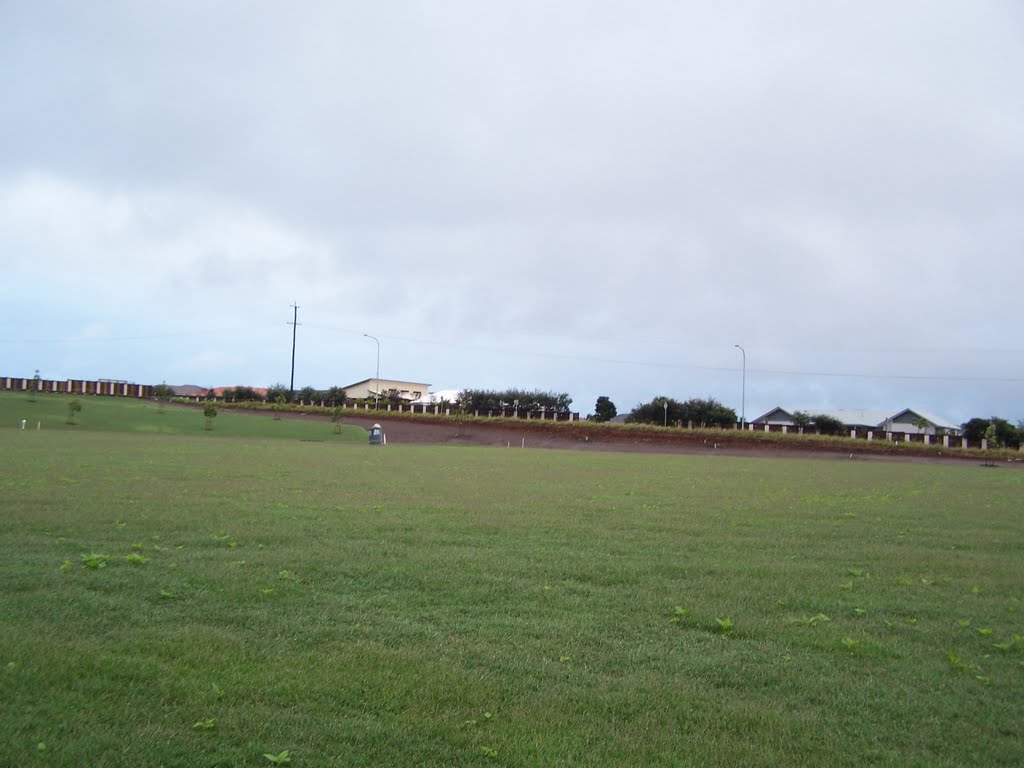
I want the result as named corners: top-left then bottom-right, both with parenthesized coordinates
top-left (288, 303), bottom-right (300, 399)
top-left (734, 344), bottom-right (746, 428)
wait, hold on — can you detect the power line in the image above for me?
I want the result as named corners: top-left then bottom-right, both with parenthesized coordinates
top-left (301, 323), bottom-right (1024, 385)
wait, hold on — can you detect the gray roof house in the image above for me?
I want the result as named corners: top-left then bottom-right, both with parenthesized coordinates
top-left (751, 407), bottom-right (961, 435)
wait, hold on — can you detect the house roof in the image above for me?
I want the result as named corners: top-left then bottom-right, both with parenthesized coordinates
top-left (753, 406), bottom-right (959, 430)
top-left (889, 408), bottom-right (960, 430)
top-left (342, 378), bottom-right (430, 389)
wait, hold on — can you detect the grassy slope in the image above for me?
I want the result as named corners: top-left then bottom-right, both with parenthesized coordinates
top-left (0, 391), bottom-right (365, 442)
top-left (1, 432), bottom-right (1022, 767)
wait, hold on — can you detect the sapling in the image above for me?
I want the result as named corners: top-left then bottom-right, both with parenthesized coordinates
top-left (263, 750), bottom-right (291, 765)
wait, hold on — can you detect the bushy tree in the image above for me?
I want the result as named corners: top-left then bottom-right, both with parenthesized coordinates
top-left (152, 383), bottom-right (174, 400)
top-left (591, 396), bottom-right (617, 422)
top-left (810, 413), bottom-right (847, 436)
top-left (324, 386), bottom-right (347, 407)
top-left (791, 411), bottom-right (812, 428)
top-left (297, 386), bottom-right (320, 404)
top-left (460, 389), bottom-right (573, 414)
top-left (228, 386), bottom-right (259, 402)
top-left (961, 418), bottom-right (990, 443)
top-left (66, 399), bottom-right (83, 425)
top-left (203, 402), bottom-right (218, 430)
top-left (678, 397), bottom-right (737, 428)
top-left (267, 383), bottom-right (291, 404)
top-left (629, 397), bottom-right (737, 428)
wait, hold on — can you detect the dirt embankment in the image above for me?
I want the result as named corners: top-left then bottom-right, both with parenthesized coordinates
top-left (338, 414), bottom-right (1023, 466)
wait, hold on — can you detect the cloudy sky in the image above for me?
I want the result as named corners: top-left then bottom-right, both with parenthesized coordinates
top-left (2, 1), bottom-right (1021, 422)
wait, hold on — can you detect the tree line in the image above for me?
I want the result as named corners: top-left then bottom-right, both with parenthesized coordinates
top-left (459, 389), bottom-right (573, 414)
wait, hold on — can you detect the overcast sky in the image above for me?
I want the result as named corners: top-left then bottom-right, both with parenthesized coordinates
top-left (2, 1), bottom-right (1021, 422)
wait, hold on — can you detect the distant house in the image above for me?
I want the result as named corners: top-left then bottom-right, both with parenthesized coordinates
top-left (342, 378), bottom-right (430, 403)
top-left (751, 407), bottom-right (961, 435)
top-left (410, 388), bottom-right (463, 405)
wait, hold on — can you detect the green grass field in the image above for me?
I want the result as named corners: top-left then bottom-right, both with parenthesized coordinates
top-left (0, 391), bottom-right (366, 442)
top-left (1, 399), bottom-right (1022, 766)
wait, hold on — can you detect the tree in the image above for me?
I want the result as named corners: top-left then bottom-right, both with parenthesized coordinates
top-left (961, 418), bottom-right (991, 443)
top-left (152, 383), bottom-right (175, 400)
top-left (66, 399), bottom-right (83, 425)
top-left (229, 386), bottom-right (259, 402)
top-left (591, 396), bottom-right (617, 422)
top-left (625, 396), bottom-right (681, 426)
top-left (331, 406), bottom-right (344, 434)
top-left (810, 413), bottom-right (846, 436)
top-left (272, 394), bottom-right (286, 421)
top-left (791, 411), bottom-right (812, 428)
top-left (267, 383), bottom-right (291, 404)
top-left (910, 415), bottom-right (931, 433)
top-left (297, 386), bottom-right (320, 405)
top-left (460, 389), bottom-right (573, 414)
top-left (325, 387), bottom-right (347, 407)
top-left (203, 402), bottom-right (218, 430)
top-left (678, 397), bottom-right (736, 428)
top-left (988, 417), bottom-right (1021, 449)
top-left (29, 370), bottom-right (41, 402)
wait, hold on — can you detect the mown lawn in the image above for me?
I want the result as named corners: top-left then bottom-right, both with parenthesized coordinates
top-left (1, 429), bottom-right (1022, 767)
top-left (0, 391), bottom-right (365, 442)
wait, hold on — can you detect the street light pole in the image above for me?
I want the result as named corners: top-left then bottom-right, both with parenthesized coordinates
top-left (363, 334), bottom-right (380, 410)
top-left (663, 400), bottom-right (668, 427)
top-left (734, 344), bottom-right (746, 428)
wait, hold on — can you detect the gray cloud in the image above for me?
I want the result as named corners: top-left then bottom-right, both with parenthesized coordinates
top-left (1, 1), bottom-right (1021, 421)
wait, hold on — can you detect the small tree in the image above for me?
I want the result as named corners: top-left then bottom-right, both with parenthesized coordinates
top-left (66, 399), bottom-right (83, 425)
top-left (273, 394), bottom-right (286, 420)
top-left (29, 370), bottom-right (42, 402)
top-left (591, 396), bottom-right (617, 422)
top-left (203, 402), bottom-right (218, 431)
top-left (331, 405), bottom-right (344, 434)
top-left (910, 415), bottom-right (931, 433)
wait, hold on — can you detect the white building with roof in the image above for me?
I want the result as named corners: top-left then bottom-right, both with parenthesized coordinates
top-left (751, 407), bottom-right (961, 435)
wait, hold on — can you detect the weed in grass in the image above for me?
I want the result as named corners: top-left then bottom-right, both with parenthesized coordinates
top-left (895, 576), bottom-right (912, 586)
top-left (81, 553), bottom-right (110, 569)
top-left (971, 586), bottom-right (982, 595)
top-left (793, 614), bottom-right (830, 626)
top-left (715, 617), bottom-right (734, 634)
top-left (192, 718), bottom-right (216, 730)
top-left (853, 607), bottom-right (866, 616)
top-left (278, 570), bottom-right (297, 581)
top-left (58, 559), bottom-right (72, 573)
top-left (956, 619), bottom-right (971, 627)
top-left (839, 580), bottom-right (853, 591)
top-left (976, 627), bottom-right (994, 636)
top-left (559, 655), bottom-right (571, 663)
top-left (847, 568), bottom-right (866, 578)
top-left (670, 606), bottom-right (689, 623)
top-left (37, 742), bottom-right (46, 752)
top-left (480, 746), bottom-right (499, 759)
top-left (949, 654), bottom-right (982, 674)
top-left (159, 589), bottom-right (176, 600)
top-left (260, 588), bottom-right (274, 597)
top-left (263, 750), bottom-right (291, 764)
top-left (841, 637), bottom-right (860, 651)
top-left (212, 683), bottom-right (225, 699)
top-left (124, 553), bottom-right (149, 565)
